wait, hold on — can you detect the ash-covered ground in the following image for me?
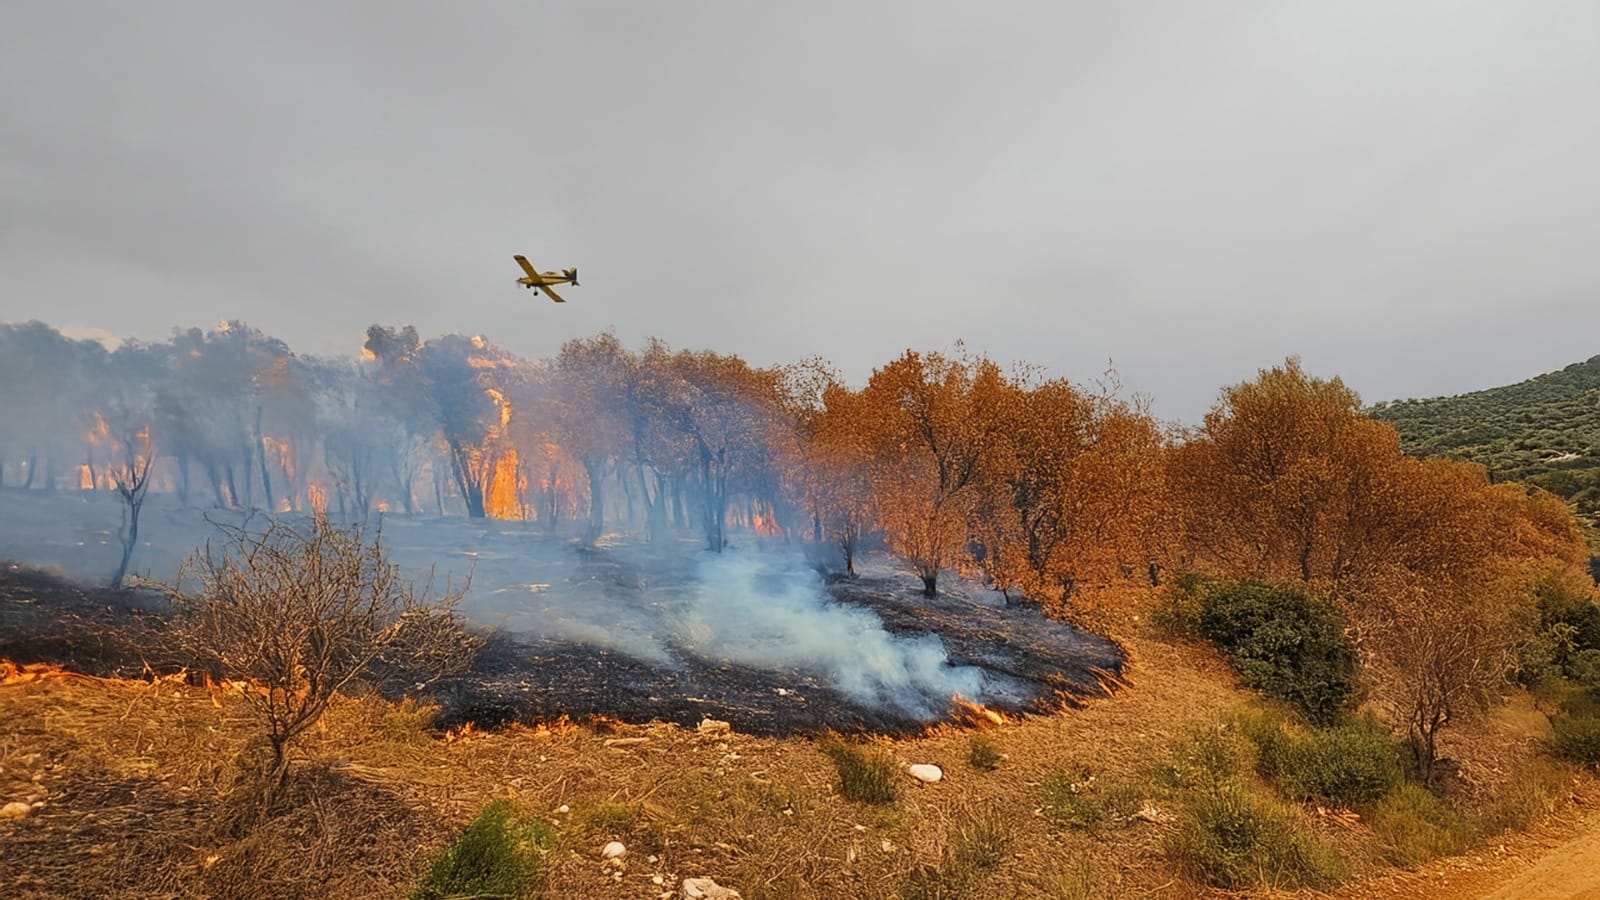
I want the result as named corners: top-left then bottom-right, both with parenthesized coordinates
top-left (0, 491), bottom-right (1124, 736)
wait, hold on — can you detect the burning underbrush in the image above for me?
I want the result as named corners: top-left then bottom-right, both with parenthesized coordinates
top-left (2, 524), bottom-right (1124, 740)
top-left (430, 549), bottom-right (1125, 738)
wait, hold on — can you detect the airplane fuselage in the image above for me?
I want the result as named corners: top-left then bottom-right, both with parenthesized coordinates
top-left (518, 274), bottom-right (573, 288)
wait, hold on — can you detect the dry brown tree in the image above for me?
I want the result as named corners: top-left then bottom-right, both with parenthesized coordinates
top-left (166, 515), bottom-right (479, 788)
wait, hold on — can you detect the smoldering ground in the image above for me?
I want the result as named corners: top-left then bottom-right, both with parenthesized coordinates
top-left (0, 490), bottom-right (1123, 735)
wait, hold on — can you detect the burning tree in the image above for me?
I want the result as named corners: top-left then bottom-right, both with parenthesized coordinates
top-left (167, 516), bottom-right (478, 788)
top-left (417, 334), bottom-right (520, 518)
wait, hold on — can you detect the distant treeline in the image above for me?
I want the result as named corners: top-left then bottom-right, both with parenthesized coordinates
top-left (0, 321), bottom-right (1590, 609)
top-left (1370, 355), bottom-right (1600, 529)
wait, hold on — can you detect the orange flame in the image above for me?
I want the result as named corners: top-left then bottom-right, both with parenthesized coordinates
top-left (949, 694), bottom-right (1015, 729)
top-left (1, 660), bottom-right (76, 686)
top-left (444, 721), bottom-right (480, 743)
top-left (485, 447), bottom-right (524, 520)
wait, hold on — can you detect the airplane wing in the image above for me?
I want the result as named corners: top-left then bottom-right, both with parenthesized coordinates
top-left (513, 255), bottom-right (539, 278)
top-left (539, 283), bottom-right (568, 304)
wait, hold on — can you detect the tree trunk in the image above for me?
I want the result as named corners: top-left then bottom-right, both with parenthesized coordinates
top-left (446, 441), bottom-right (486, 518)
top-left (256, 406), bottom-right (275, 511)
top-left (111, 491), bottom-right (144, 589)
top-left (582, 457), bottom-right (606, 544)
top-left (175, 455), bottom-right (191, 506)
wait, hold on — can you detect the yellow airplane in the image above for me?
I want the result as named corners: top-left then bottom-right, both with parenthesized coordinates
top-left (513, 255), bottom-right (579, 303)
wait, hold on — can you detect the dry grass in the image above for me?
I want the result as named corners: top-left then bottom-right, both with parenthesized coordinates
top-left (2, 593), bottom-right (1594, 899)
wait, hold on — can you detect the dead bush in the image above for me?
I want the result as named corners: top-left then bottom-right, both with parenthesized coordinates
top-left (165, 515), bottom-right (479, 788)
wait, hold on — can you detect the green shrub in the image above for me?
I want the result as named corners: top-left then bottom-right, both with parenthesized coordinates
top-left (1529, 675), bottom-right (1597, 715)
top-left (1553, 709), bottom-right (1600, 767)
top-left (1151, 571), bottom-right (1209, 636)
top-left (1194, 581), bottom-right (1357, 725)
top-left (1570, 649), bottom-right (1600, 690)
top-left (822, 740), bottom-right (897, 804)
top-left (1536, 578), bottom-right (1600, 652)
top-left (1240, 713), bottom-right (1405, 806)
top-left (966, 734), bottom-right (1002, 771)
top-left (1169, 780), bottom-right (1346, 890)
top-left (1367, 783), bottom-right (1471, 866)
top-left (577, 801), bottom-right (639, 836)
top-left (413, 800), bottom-right (554, 900)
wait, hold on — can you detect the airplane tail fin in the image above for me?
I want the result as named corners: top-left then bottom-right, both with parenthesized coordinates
top-left (565, 268), bottom-right (579, 286)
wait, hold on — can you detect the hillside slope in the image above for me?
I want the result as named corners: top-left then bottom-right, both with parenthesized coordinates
top-left (1370, 355), bottom-right (1600, 526)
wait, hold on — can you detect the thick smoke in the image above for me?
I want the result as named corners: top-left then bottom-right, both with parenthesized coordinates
top-left (374, 519), bottom-right (994, 718)
top-left (670, 551), bottom-right (986, 717)
top-left (0, 492), bottom-right (997, 720)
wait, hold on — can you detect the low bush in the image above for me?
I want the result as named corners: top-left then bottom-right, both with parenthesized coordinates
top-left (413, 800), bottom-right (554, 900)
top-left (1151, 572), bottom-right (1208, 636)
top-left (966, 734), bottom-right (1002, 771)
top-left (577, 801), bottom-right (639, 836)
top-left (1366, 783), bottom-right (1471, 867)
top-left (1239, 711), bottom-right (1405, 806)
top-left (822, 739), bottom-right (897, 804)
top-left (1552, 709), bottom-right (1600, 767)
top-left (1169, 780), bottom-right (1346, 890)
top-left (1159, 577), bottom-right (1356, 724)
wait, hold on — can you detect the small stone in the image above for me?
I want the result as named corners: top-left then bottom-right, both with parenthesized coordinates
top-left (682, 876), bottom-right (743, 899)
top-left (653, 875), bottom-right (665, 885)
top-left (907, 764), bottom-right (942, 784)
top-left (602, 841), bottom-right (627, 860)
top-left (556, 804), bottom-right (570, 814)
top-left (0, 801), bottom-right (31, 820)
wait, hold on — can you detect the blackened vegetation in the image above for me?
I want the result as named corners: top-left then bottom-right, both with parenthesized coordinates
top-left (438, 568), bottom-right (1125, 738)
top-left (2, 560), bottom-right (1125, 739)
top-left (0, 563), bottom-right (171, 675)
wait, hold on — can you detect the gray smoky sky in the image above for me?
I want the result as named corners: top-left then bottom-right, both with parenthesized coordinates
top-left (4, 2), bottom-right (1599, 422)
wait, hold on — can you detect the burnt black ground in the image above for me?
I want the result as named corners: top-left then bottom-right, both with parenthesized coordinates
top-left (0, 563), bottom-right (173, 674)
top-left (437, 557), bottom-right (1125, 737)
top-left (1, 552), bottom-right (1125, 738)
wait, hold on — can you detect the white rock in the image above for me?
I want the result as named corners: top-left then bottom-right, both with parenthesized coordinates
top-left (696, 718), bottom-right (732, 737)
top-left (907, 764), bottom-right (943, 784)
top-left (0, 801), bottom-right (31, 820)
top-left (556, 804), bottom-right (570, 814)
top-left (682, 876), bottom-right (743, 899)
top-left (602, 841), bottom-right (627, 859)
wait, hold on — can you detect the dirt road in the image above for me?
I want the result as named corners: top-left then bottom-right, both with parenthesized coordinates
top-left (1482, 825), bottom-right (1600, 899)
